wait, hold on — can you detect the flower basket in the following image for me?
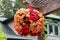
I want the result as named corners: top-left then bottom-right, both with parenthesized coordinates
top-left (14, 8), bottom-right (44, 40)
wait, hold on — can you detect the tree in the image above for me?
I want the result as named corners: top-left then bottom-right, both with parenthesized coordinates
top-left (0, 0), bottom-right (25, 18)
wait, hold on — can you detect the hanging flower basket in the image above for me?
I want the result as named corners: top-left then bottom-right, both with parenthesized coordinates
top-left (14, 8), bottom-right (44, 36)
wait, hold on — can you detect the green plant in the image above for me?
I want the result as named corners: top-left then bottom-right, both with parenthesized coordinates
top-left (0, 0), bottom-right (25, 18)
top-left (0, 23), bottom-right (7, 40)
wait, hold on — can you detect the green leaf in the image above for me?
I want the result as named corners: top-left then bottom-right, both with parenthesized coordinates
top-left (44, 27), bottom-right (47, 32)
top-left (44, 34), bottom-right (48, 40)
top-left (44, 21), bottom-right (47, 25)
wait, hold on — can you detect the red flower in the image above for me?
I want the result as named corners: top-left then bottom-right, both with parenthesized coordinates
top-left (29, 7), bottom-right (39, 22)
top-left (22, 23), bottom-right (29, 33)
top-left (22, 28), bottom-right (29, 33)
top-left (29, 7), bottom-right (38, 16)
top-left (31, 16), bottom-right (37, 21)
top-left (29, 6), bottom-right (34, 13)
top-left (22, 23), bottom-right (28, 29)
top-left (31, 33), bottom-right (37, 36)
top-left (27, 15), bottom-right (38, 22)
top-left (21, 33), bottom-right (28, 36)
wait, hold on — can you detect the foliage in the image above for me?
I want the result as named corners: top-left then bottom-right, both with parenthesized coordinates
top-left (0, 23), bottom-right (7, 40)
top-left (0, 0), bottom-right (25, 18)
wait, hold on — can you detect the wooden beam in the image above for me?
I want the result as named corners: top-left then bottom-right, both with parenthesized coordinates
top-left (43, 8), bottom-right (60, 16)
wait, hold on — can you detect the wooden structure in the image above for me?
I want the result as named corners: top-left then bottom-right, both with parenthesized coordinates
top-left (23, 0), bottom-right (60, 15)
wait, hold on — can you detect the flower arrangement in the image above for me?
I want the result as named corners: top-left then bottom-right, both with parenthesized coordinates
top-left (14, 8), bottom-right (44, 36)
